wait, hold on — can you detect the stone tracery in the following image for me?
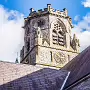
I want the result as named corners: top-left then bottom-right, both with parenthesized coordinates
top-left (52, 21), bottom-right (66, 46)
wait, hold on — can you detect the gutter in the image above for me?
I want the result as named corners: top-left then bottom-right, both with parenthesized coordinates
top-left (65, 73), bottom-right (90, 90)
top-left (60, 71), bottom-right (70, 90)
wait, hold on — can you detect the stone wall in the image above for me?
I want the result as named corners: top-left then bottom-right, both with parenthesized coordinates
top-left (36, 46), bottom-right (78, 68)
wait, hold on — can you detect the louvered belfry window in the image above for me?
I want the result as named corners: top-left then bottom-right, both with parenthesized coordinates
top-left (52, 22), bottom-right (66, 46)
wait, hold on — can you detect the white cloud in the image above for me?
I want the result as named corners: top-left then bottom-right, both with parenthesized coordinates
top-left (74, 15), bottom-right (80, 21)
top-left (0, 5), bottom-right (24, 62)
top-left (82, 0), bottom-right (90, 7)
top-left (1, 3), bottom-right (90, 62)
top-left (72, 13), bottom-right (90, 51)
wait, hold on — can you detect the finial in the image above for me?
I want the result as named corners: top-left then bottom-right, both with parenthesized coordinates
top-left (63, 8), bottom-right (68, 16)
top-left (73, 34), bottom-right (76, 39)
top-left (47, 4), bottom-right (51, 11)
top-left (30, 8), bottom-right (34, 13)
top-left (63, 8), bottom-right (67, 11)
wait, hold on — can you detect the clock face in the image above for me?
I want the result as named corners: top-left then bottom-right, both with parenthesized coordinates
top-left (53, 52), bottom-right (66, 64)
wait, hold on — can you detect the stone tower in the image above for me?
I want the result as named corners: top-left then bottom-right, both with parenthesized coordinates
top-left (20, 4), bottom-right (80, 68)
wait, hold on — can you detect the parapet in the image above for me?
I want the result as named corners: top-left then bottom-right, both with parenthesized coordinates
top-left (29, 4), bottom-right (68, 17)
top-left (24, 4), bottom-right (73, 28)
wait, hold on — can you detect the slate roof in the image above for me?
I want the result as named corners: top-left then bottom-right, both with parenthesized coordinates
top-left (62, 46), bottom-right (90, 88)
top-left (0, 61), bottom-right (69, 90)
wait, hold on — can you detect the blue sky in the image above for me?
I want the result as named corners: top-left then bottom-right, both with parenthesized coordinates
top-left (0, 0), bottom-right (90, 62)
top-left (0, 0), bottom-right (89, 22)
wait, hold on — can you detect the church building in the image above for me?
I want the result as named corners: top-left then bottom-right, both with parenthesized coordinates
top-left (0, 4), bottom-right (90, 90)
top-left (20, 4), bottom-right (80, 68)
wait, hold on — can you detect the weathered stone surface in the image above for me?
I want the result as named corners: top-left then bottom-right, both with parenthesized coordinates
top-left (20, 4), bottom-right (80, 68)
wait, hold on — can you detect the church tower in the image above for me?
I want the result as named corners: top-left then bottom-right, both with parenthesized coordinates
top-left (20, 4), bottom-right (80, 68)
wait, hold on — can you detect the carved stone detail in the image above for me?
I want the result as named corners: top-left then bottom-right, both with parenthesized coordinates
top-left (37, 19), bottom-right (45, 27)
top-left (40, 50), bottom-right (51, 63)
top-left (31, 16), bottom-right (49, 30)
top-left (42, 30), bottom-right (50, 45)
top-left (71, 34), bottom-right (80, 51)
top-left (53, 52), bottom-right (66, 64)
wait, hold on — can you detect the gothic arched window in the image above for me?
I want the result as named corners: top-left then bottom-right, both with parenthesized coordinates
top-left (52, 21), bottom-right (66, 46)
